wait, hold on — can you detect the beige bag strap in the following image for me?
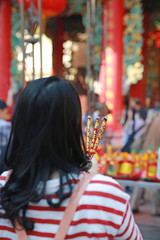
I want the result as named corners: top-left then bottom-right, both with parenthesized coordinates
top-left (14, 221), bottom-right (28, 240)
top-left (5, 172), bottom-right (94, 240)
top-left (54, 173), bottom-right (94, 240)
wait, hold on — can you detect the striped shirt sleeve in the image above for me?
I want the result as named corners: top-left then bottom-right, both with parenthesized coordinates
top-left (115, 200), bottom-right (143, 240)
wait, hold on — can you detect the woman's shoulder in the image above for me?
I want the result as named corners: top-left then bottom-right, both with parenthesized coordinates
top-left (86, 173), bottom-right (130, 201)
top-left (89, 173), bottom-right (123, 189)
top-left (80, 173), bottom-right (130, 222)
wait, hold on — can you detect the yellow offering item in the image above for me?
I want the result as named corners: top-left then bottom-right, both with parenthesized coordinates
top-left (117, 160), bottom-right (134, 175)
top-left (147, 163), bottom-right (157, 178)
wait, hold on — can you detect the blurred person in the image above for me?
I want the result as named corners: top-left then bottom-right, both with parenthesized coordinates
top-left (83, 102), bottom-right (95, 135)
top-left (93, 102), bottom-right (111, 119)
top-left (130, 109), bottom-right (157, 153)
top-left (119, 99), bottom-right (143, 192)
top-left (0, 76), bottom-right (142, 239)
top-left (131, 111), bottom-right (160, 215)
top-left (93, 102), bottom-right (111, 145)
top-left (121, 95), bottom-right (129, 126)
top-left (125, 98), bottom-right (141, 123)
top-left (133, 98), bottom-right (142, 121)
top-left (117, 98), bottom-right (141, 147)
top-left (142, 113), bottom-right (160, 152)
top-left (134, 98), bottom-right (141, 112)
top-left (74, 67), bottom-right (88, 119)
top-left (0, 100), bottom-right (11, 174)
top-left (121, 108), bottom-right (147, 153)
top-left (117, 97), bottom-right (141, 126)
top-left (142, 112), bottom-right (160, 215)
top-left (121, 108), bottom-right (147, 194)
top-left (0, 100), bottom-right (11, 155)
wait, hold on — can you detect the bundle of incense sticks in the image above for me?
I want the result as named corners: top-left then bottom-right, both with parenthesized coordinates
top-left (86, 116), bottom-right (107, 158)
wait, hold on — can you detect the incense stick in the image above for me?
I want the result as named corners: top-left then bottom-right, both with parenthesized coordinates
top-left (86, 116), bottom-right (91, 153)
top-left (85, 116), bottom-right (107, 157)
top-left (93, 117), bottom-right (107, 153)
top-left (90, 117), bottom-right (100, 155)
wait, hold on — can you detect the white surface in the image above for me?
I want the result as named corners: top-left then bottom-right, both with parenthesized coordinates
top-left (157, 148), bottom-right (160, 180)
top-left (117, 180), bottom-right (160, 189)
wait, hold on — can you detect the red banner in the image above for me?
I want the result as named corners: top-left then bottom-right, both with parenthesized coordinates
top-left (99, 0), bottom-right (124, 131)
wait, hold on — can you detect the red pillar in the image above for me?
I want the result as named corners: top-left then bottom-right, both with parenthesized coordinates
top-left (0, 0), bottom-right (11, 102)
top-left (99, 0), bottom-right (124, 131)
top-left (53, 18), bottom-right (63, 76)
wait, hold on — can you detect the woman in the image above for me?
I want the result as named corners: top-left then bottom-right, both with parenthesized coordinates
top-left (0, 76), bottom-right (142, 239)
top-left (122, 108), bottom-right (146, 153)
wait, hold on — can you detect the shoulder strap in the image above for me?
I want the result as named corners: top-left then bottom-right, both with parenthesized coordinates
top-left (14, 221), bottom-right (28, 240)
top-left (5, 172), bottom-right (94, 240)
top-left (133, 124), bottom-right (145, 136)
top-left (132, 119), bottom-right (135, 133)
top-left (54, 173), bottom-right (94, 240)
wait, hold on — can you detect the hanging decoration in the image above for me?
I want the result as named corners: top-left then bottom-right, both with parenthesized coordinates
top-left (83, 0), bottom-right (102, 76)
top-left (11, 3), bottom-right (23, 89)
top-left (65, 0), bottom-right (103, 80)
top-left (145, 12), bottom-right (160, 102)
top-left (123, 0), bottom-right (144, 85)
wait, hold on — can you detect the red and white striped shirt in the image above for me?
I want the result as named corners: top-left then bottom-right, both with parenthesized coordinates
top-left (0, 171), bottom-right (143, 240)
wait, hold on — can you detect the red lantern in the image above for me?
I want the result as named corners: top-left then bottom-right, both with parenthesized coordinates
top-left (18, 0), bottom-right (67, 17)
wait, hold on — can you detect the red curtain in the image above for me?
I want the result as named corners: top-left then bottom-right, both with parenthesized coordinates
top-left (0, 0), bottom-right (11, 102)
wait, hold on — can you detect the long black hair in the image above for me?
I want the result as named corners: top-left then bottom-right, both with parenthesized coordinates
top-left (0, 76), bottom-right (90, 230)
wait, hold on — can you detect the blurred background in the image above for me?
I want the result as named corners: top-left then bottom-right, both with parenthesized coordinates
top-left (1, 0), bottom-right (160, 239)
top-left (1, 0), bottom-right (160, 137)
